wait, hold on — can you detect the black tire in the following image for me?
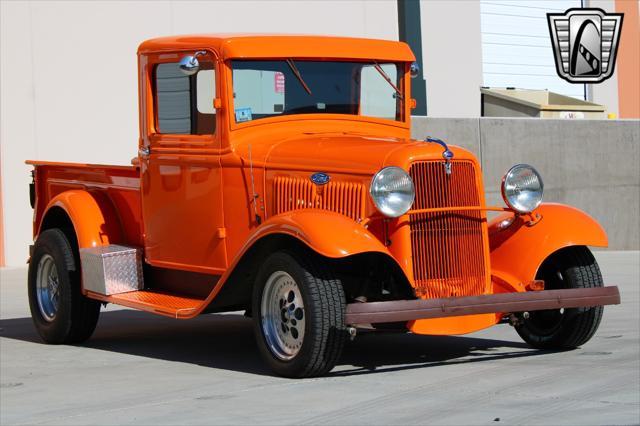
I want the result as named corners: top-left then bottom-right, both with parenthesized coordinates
top-left (252, 250), bottom-right (347, 378)
top-left (516, 246), bottom-right (604, 349)
top-left (28, 228), bottom-right (101, 344)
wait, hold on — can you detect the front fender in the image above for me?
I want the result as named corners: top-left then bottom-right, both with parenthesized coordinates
top-left (489, 203), bottom-right (607, 290)
top-left (40, 190), bottom-right (123, 248)
top-left (245, 209), bottom-right (390, 259)
top-left (187, 209), bottom-right (399, 318)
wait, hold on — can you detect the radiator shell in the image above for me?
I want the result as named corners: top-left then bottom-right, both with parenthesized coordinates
top-left (409, 160), bottom-right (490, 298)
top-left (80, 245), bottom-right (144, 295)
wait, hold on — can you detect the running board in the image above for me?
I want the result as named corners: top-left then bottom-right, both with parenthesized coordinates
top-left (80, 245), bottom-right (217, 318)
top-left (345, 286), bottom-right (621, 325)
top-left (87, 290), bottom-right (205, 319)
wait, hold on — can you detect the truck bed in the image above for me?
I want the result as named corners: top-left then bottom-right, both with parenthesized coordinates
top-left (27, 160), bottom-right (143, 247)
top-left (27, 160), bottom-right (227, 319)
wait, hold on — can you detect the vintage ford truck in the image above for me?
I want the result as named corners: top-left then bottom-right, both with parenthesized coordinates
top-left (26, 34), bottom-right (620, 377)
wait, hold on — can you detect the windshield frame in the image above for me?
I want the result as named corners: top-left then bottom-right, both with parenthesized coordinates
top-left (226, 58), bottom-right (411, 131)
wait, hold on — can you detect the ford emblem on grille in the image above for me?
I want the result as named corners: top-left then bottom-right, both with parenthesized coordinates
top-left (310, 172), bottom-right (330, 185)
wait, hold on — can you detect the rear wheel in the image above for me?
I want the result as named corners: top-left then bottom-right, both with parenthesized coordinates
top-left (515, 246), bottom-right (604, 349)
top-left (252, 251), bottom-right (347, 378)
top-left (28, 229), bottom-right (101, 344)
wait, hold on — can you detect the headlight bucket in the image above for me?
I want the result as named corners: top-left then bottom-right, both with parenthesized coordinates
top-left (370, 167), bottom-right (415, 217)
top-left (501, 164), bottom-right (544, 213)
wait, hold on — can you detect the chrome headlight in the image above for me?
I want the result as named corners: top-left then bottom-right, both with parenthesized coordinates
top-left (370, 167), bottom-right (415, 217)
top-left (501, 164), bottom-right (544, 213)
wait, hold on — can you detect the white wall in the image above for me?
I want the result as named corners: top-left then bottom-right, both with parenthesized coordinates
top-left (420, 0), bottom-right (484, 117)
top-left (587, 0), bottom-right (620, 116)
top-left (0, 0), bottom-right (398, 267)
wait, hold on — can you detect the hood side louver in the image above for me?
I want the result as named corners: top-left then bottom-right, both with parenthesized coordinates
top-left (273, 176), bottom-right (366, 222)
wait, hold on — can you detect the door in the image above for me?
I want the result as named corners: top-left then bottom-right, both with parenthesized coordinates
top-left (138, 50), bottom-right (227, 274)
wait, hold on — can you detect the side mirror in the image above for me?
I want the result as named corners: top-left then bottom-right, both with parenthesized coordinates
top-left (410, 62), bottom-right (420, 79)
top-left (179, 51), bottom-right (207, 76)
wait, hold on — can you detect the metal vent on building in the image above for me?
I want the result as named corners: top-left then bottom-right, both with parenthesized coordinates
top-left (480, 0), bottom-right (586, 100)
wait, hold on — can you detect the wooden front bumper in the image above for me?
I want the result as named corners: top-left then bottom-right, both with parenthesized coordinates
top-left (345, 286), bottom-right (621, 324)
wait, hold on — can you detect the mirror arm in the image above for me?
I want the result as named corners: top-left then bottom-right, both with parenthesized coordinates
top-left (192, 50), bottom-right (207, 66)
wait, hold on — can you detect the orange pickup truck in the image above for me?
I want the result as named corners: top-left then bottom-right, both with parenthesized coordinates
top-left (26, 34), bottom-right (619, 377)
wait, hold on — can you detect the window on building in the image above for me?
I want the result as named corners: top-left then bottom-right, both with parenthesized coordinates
top-left (480, 0), bottom-right (586, 100)
top-left (154, 62), bottom-right (216, 135)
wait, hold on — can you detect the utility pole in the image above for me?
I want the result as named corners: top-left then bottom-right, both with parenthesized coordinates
top-left (397, 0), bottom-right (428, 115)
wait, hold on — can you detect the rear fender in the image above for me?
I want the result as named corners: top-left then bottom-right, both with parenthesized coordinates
top-left (39, 190), bottom-right (123, 248)
top-left (489, 203), bottom-right (607, 291)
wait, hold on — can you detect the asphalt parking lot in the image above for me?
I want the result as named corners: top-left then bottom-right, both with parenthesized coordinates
top-left (1, 251), bottom-right (638, 425)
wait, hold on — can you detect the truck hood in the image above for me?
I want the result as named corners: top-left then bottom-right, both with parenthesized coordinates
top-left (264, 133), bottom-right (476, 175)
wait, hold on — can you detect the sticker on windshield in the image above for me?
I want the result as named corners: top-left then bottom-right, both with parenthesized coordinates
top-left (235, 107), bottom-right (253, 123)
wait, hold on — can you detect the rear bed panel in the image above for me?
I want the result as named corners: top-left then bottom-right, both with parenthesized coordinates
top-left (29, 161), bottom-right (142, 247)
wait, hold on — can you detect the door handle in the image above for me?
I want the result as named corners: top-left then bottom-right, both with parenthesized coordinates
top-left (139, 146), bottom-right (150, 158)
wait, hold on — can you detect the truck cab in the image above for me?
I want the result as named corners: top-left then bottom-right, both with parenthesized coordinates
top-left (26, 35), bottom-right (619, 378)
top-left (135, 35), bottom-right (415, 275)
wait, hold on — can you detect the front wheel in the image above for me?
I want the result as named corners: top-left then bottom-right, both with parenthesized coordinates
top-left (252, 251), bottom-right (347, 378)
top-left (516, 246), bottom-right (604, 349)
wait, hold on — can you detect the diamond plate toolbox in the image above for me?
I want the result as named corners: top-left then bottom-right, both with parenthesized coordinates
top-left (80, 245), bottom-right (143, 295)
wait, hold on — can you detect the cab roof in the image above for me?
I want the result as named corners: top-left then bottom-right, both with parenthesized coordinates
top-left (138, 34), bottom-right (415, 62)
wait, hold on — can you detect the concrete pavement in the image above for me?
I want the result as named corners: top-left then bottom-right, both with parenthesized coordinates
top-left (1, 251), bottom-right (638, 425)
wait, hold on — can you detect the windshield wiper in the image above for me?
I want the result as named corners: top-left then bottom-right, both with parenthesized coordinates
top-left (373, 60), bottom-right (403, 100)
top-left (286, 59), bottom-right (313, 95)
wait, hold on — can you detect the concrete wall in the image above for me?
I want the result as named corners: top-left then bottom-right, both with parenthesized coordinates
top-left (0, 0), bottom-right (398, 267)
top-left (412, 117), bottom-right (640, 250)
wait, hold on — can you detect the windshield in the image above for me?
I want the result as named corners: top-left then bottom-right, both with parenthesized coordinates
top-left (231, 60), bottom-right (404, 124)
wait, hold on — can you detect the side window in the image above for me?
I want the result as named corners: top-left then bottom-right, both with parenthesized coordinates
top-left (359, 64), bottom-right (398, 120)
top-left (154, 62), bottom-right (216, 135)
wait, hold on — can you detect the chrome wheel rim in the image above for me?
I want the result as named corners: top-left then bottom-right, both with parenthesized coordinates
top-left (36, 254), bottom-right (60, 322)
top-left (260, 271), bottom-right (305, 361)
